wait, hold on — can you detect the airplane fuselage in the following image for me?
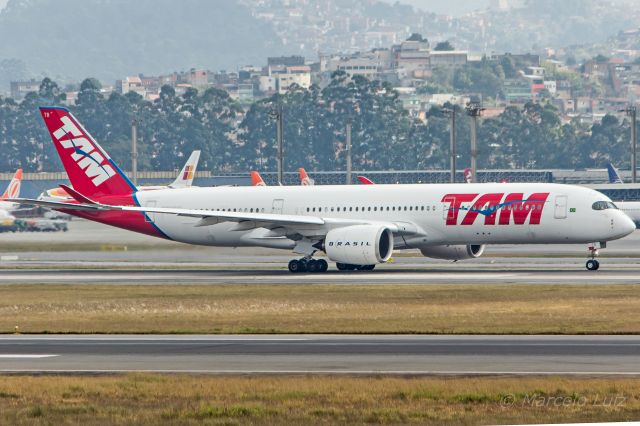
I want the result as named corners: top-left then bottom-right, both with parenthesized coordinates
top-left (111, 182), bottom-right (634, 249)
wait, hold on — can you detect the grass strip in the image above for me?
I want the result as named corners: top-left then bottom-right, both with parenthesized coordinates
top-left (0, 374), bottom-right (638, 425)
top-left (1, 284), bottom-right (640, 334)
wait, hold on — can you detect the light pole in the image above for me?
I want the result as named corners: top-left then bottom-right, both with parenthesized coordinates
top-left (345, 117), bottom-right (352, 185)
top-left (442, 107), bottom-right (457, 183)
top-left (622, 106), bottom-right (637, 183)
top-left (131, 118), bottom-right (138, 186)
top-left (270, 101), bottom-right (284, 185)
top-left (465, 102), bottom-right (485, 184)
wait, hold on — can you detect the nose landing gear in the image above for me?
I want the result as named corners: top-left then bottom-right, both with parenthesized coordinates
top-left (585, 244), bottom-right (601, 271)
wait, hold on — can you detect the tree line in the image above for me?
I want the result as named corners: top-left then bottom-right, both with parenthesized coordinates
top-left (0, 74), bottom-right (636, 174)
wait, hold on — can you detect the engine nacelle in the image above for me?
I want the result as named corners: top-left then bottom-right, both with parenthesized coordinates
top-left (324, 225), bottom-right (394, 265)
top-left (420, 244), bottom-right (485, 261)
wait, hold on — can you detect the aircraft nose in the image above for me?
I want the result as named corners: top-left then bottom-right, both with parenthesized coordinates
top-left (610, 212), bottom-right (637, 240)
top-left (620, 213), bottom-right (637, 237)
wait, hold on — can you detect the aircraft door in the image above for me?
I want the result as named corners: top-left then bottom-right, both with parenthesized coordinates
top-left (272, 199), bottom-right (284, 214)
top-left (554, 195), bottom-right (567, 219)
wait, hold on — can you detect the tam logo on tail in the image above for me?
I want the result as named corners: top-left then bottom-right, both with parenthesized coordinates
top-left (40, 107), bottom-right (135, 198)
top-left (48, 114), bottom-right (116, 186)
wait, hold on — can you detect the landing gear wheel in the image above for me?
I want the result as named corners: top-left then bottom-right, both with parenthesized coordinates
top-left (336, 263), bottom-right (348, 271)
top-left (317, 259), bottom-right (328, 272)
top-left (288, 259), bottom-right (301, 273)
top-left (586, 259), bottom-right (600, 271)
top-left (306, 259), bottom-right (319, 273)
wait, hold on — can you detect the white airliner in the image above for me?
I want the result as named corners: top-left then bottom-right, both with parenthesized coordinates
top-left (9, 107), bottom-right (636, 272)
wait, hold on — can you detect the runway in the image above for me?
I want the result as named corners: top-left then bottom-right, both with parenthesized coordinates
top-left (1, 263), bottom-right (640, 285)
top-left (0, 335), bottom-right (638, 374)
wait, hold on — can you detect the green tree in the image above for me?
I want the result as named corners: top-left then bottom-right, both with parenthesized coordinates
top-left (434, 41), bottom-right (455, 51)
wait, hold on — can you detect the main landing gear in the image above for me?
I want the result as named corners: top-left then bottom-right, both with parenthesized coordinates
top-left (288, 258), bottom-right (328, 273)
top-left (585, 244), bottom-right (601, 271)
top-left (287, 259), bottom-right (376, 273)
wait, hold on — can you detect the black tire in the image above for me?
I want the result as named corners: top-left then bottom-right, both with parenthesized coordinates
top-left (288, 259), bottom-right (301, 273)
top-left (586, 259), bottom-right (599, 271)
top-left (306, 260), bottom-right (319, 273)
top-left (317, 259), bottom-right (328, 272)
top-left (336, 263), bottom-right (348, 271)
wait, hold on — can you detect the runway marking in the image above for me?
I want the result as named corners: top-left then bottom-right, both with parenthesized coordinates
top-left (0, 354), bottom-right (58, 358)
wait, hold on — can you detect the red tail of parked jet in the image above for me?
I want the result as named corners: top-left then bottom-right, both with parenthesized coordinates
top-left (1, 168), bottom-right (22, 200)
top-left (38, 107), bottom-right (168, 238)
top-left (250, 171), bottom-right (266, 186)
top-left (40, 107), bottom-right (137, 198)
top-left (298, 168), bottom-right (314, 186)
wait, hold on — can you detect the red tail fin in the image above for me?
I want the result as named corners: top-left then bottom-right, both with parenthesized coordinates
top-left (357, 175), bottom-right (375, 185)
top-left (1, 169), bottom-right (22, 199)
top-left (39, 107), bottom-right (136, 198)
top-left (251, 171), bottom-right (266, 186)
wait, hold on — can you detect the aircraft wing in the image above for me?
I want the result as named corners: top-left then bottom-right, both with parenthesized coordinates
top-left (6, 197), bottom-right (420, 236)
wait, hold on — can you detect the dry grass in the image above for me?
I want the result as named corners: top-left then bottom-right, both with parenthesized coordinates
top-left (1, 284), bottom-right (640, 334)
top-left (0, 374), bottom-right (638, 425)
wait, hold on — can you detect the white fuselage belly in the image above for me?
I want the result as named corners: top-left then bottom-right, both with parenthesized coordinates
top-left (135, 183), bottom-right (631, 249)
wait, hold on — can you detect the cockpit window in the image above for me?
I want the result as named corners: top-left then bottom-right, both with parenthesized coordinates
top-left (592, 201), bottom-right (618, 210)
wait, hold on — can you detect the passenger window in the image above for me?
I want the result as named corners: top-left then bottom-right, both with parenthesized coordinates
top-left (368, 207), bottom-right (371, 211)
top-left (374, 207), bottom-right (377, 211)
top-left (331, 207), bottom-right (334, 212)
top-left (349, 207), bottom-right (353, 212)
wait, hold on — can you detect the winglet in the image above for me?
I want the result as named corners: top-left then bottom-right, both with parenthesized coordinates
top-left (251, 171), bottom-right (266, 186)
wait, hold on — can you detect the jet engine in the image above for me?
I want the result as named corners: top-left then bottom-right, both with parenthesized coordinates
top-left (324, 225), bottom-right (393, 265)
top-left (420, 244), bottom-right (485, 261)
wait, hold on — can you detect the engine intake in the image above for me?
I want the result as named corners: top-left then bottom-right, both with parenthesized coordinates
top-left (420, 244), bottom-right (485, 261)
top-left (324, 225), bottom-right (393, 265)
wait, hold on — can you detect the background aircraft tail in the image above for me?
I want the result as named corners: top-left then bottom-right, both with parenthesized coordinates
top-left (357, 175), bottom-right (374, 185)
top-left (299, 168), bottom-right (314, 186)
top-left (251, 171), bottom-right (266, 186)
top-left (39, 107), bottom-right (137, 198)
top-left (607, 163), bottom-right (624, 184)
top-left (1, 169), bottom-right (23, 200)
top-left (463, 168), bottom-right (473, 184)
top-left (169, 150), bottom-right (200, 188)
